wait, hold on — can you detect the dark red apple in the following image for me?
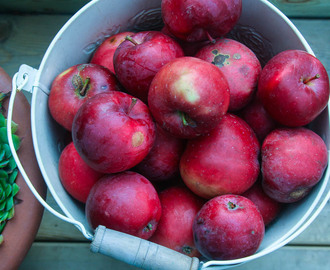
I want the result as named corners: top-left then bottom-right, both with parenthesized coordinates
top-left (58, 142), bottom-right (103, 203)
top-left (161, 0), bottom-right (242, 42)
top-left (242, 181), bottom-right (282, 226)
top-left (257, 49), bottom-right (330, 127)
top-left (238, 95), bottom-right (279, 143)
top-left (195, 38), bottom-right (262, 111)
top-left (261, 127), bottom-right (328, 203)
top-left (113, 30), bottom-right (184, 103)
top-left (148, 56), bottom-right (230, 139)
top-left (193, 194), bottom-right (265, 260)
top-left (161, 25), bottom-right (210, 56)
top-left (85, 171), bottom-right (161, 239)
top-left (90, 31), bottom-right (134, 74)
top-left (49, 63), bottom-right (120, 131)
top-left (149, 186), bottom-right (204, 257)
top-left (180, 113), bottom-right (260, 199)
top-left (134, 124), bottom-right (186, 182)
top-left (72, 91), bottom-right (156, 174)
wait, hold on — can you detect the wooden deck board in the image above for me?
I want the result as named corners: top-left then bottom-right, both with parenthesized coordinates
top-left (19, 243), bottom-right (330, 270)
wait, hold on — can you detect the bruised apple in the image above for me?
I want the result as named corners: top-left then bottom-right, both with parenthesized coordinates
top-left (180, 114), bottom-right (260, 199)
top-left (195, 38), bottom-right (262, 111)
top-left (49, 63), bottom-right (120, 131)
top-left (72, 91), bottom-right (155, 174)
top-left (261, 127), bottom-right (328, 203)
top-left (150, 186), bottom-right (204, 257)
top-left (193, 194), bottom-right (265, 260)
top-left (148, 57), bottom-right (230, 139)
top-left (86, 171), bottom-right (161, 239)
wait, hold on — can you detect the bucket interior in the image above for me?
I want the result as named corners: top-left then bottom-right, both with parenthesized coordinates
top-left (30, 0), bottom-right (329, 266)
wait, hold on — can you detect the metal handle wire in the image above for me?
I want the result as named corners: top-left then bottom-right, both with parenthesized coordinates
top-left (7, 72), bottom-right (93, 241)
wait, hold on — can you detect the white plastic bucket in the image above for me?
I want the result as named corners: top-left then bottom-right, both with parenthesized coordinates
top-left (7, 0), bottom-right (330, 269)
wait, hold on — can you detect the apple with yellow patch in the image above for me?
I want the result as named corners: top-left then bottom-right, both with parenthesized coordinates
top-left (72, 91), bottom-right (156, 174)
top-left (148, 57), bottom-right (230, 138)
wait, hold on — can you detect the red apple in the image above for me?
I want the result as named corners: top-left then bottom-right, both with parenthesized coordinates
top-left (149, 186), bottom-right (204, 257)
top-left (49, 63), bottom-right (120, 131)
top-left (85, 171), bottom-right (162, 239)
top-left (242, 181), bottom-right (282, 226)
top-left (193, 194), bottom-right (265, 260)
top-left (161, 25), bottom-right (210, 56)
top-left (58, 142), bottom-right (103, 203)
top-left (257, 49), bottom-right (330, 127)
top-left (148, 56), bottom-right (230, 138)
top-left (180, 113), bottom-right (260, 199)
top-left (90, 31), bottom-right (134, 74)
top-left (261, 127), bottom-right (328, 203)
top-left (238, 95), bottom-right (279, 143)
top-left (161, 0), bottom-right (242, 42)
top-left (72, 91), bottom-right (156, 174)
top-left (134, 124), bottom-right (186, 182)
top-left (195, 38), bottom-right (262, 111)
top-left (113, 30), bottom-right (184, 103)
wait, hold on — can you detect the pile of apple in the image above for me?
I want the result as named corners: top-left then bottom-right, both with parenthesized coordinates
top-left (48, 0), bottom-right (330, 261)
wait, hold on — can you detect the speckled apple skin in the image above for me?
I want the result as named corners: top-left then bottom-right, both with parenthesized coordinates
top-left (193, 194), bottom-right (265, 260)
top-left (86, 171), bottom-right (162, 240)
top-left (161, 0), bottom-right (242, 42)
top-left (261, 127), bottom-right (328, 203)
top-left (180, 113), bottom-right (260, 199)
top-left (196, 38), bottom-right (262, 111)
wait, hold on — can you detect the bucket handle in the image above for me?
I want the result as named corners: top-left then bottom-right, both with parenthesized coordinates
top-left (7, 68), bottom-right (201, 270)
top-left (7, 70), bottom-right (93, 241)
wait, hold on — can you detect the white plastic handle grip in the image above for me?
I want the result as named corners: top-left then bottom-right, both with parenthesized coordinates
top-left (91, 225), bottom-right (200, 270)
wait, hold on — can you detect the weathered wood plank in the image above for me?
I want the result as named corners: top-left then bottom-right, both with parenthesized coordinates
top-left (1, 0), bottom-right (330, 18)
top-left (0, 15), bottom-right (71, 77)
top-left (0, 0), bottom-right (89, 15)
top-left (269, 0), bottom-right (330, 18)
top-left (0, 16), bottom-right (329, 78)
top-left (36, 191), bottom-right (330, 245)
top-left (19, 244), bottom-right (330, 270)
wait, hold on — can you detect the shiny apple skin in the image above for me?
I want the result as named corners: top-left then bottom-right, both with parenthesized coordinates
top-left (238, 95), bottom-right (279, 143)
top-left (113, 30), bottom-right (184, 103)
top-left (196, 38), bottom-right (262, 111)
top-left (72, 91), bottom-right (156, 174)
top-left (257, 50), bottom-right (330, 127)
top-left (49, 63), bottom-right (120, 131)
top-left (261, 127), bottom-right (328, 203)
top-left (149, 186), bottom-right (205, 257)
top-left (193, 194), bottom-right (265, 260)
top-left (180, 113), bottom-right (260, 199)
top-left (58, 142), bottom-right (103, 203)
top-left (242, 181), bottom-right (282, 226)
top-left (86, 171), bottom-right (161, 239)
top-left (161, 0), bottom-right (242, 42)
top-left (134, 124), bottom-right (186, 182)
top-left (90, 31), bottom-right (134, 74)
top-left (148, 56), bottom-right (230, 139)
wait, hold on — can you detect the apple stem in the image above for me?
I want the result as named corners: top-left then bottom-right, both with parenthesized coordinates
top-left (180, 111), bottom-right (197, 128)
top-left (228, 201), bottom-right (238, 210)
top-left (125, 35), bottom-right (138, 46)
top-left (80, 77), bottom-right (90, 96)
top-left (206, 31), bottom-right (216, 44)
top-left (127, 98), bottom-right (138, 114)
top-left (303, 74), bottom-right (320, 84)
